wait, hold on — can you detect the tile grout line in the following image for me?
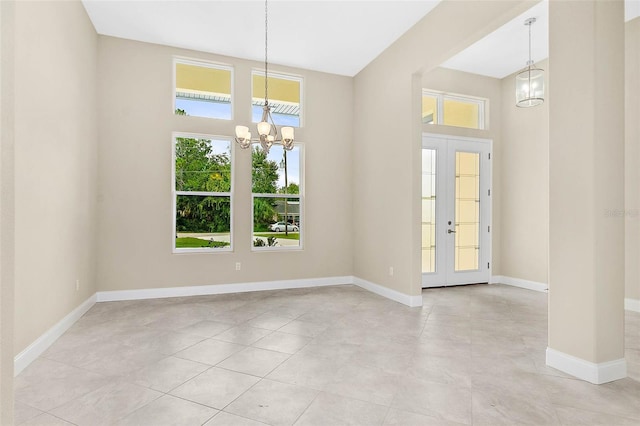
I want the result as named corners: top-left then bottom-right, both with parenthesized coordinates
top-left (290, 388), bottom-right (322, 425)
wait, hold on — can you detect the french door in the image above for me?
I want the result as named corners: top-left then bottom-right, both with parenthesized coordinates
top-left (422, 134), bottom-right (491, 287)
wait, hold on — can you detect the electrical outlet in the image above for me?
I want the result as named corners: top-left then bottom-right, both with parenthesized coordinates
top-left (389, 267), bottom-right (394, 276)
top-left (75, 279), bottom-right (80, 291)
top-left (235, 262), bottom-right (241, 271)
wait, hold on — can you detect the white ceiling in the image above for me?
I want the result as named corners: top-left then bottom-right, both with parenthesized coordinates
top-left (82, 0), bottom-right (640, 79)
top-left (81, 0), bottom-right (441, 77)
top-left (628, 0), bottom-right (640, 22)
top-left (441, 0), bottom-right (639, 79)
top-left (441, 1), bottom-right (548, 79)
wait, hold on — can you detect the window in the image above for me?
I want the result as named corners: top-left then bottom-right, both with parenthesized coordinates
top-left (173, 134), bottom-right (233, 252)
top-left (252, 144), bottom-right (303, 250)
top-left (252, 71), bottom-right (302, 127)
top-left (422, 94), bottom-right (438, 125)
top-left (422, 90), bottom-right (486, 130)
top-left (174, 59), bottom-right (233, 119)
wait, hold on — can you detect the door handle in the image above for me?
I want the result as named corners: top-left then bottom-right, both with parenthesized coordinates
top-left (447, 229), bottom-right (456, 234)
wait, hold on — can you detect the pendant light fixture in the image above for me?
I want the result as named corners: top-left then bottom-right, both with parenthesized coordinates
top-left (235, 0), bottom-right (294, 154)
top-left (515, 17), bottom-right (544, 108)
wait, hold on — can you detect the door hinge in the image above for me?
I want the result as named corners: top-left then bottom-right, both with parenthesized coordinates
top-left (488, 153), bottom-right (491, 160)
top-left (488, 262), bottom-right (490, 269)
top-left (488, 189), bottom-right (491, 196)
top-left (488, 225), bottom-right (490, 232)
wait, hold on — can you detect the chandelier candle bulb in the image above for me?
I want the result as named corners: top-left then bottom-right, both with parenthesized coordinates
top-left (257, 121), bottom-right (271, 136)
top-left (235, 125), bottom-right (249, 139)
top-left (235, 126), bottom-right (252, 148)
top-left (281, 127), bottom-right (294, 141)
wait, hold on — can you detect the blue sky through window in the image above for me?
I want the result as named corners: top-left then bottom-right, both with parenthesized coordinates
top-left (252, 106), bottom-right (299, 127)
top-left (175, 99), bottom-right (231, 120)
top-left (265, 145), bottom-right (300, 190)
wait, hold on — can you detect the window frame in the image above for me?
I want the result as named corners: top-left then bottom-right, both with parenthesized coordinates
top-left (251, 143), bottom-right (305, 252)
top-left (172, 132), bottom-right (235, 254)
top-left (173, 57), bottom-right (235, 121)
top-left (251, 69), bottom-right (304, 128)
top-left (422, 90), bottom-right (486, 130)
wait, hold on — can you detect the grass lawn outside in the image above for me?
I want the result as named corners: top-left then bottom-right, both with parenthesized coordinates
top-left (254, 232), bottom-right (300, 240)
top-left (176, 237), bottom-right (230, 248)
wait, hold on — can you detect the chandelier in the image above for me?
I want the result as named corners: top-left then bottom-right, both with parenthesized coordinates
top-left (235, 0), bottom-right (294, 154)
top-left (515, 17), bottom-right (544, 108)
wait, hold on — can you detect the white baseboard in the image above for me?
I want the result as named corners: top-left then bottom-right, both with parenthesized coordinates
top-left (546, 347), bottom-right (627, 384)
top-left (98, 275), bottom-right (423, 308)
top-left (96, 276), bottom-right (353, 302)
top-left (495, 277), bottom-right (638, 312)
top-left (352, 277), bottom-right (422, 307)
top-left (492, 275), bottom-right (548, 293)
top-left (625, 298), bottom-right (640, 313)
top-left (14, 294), bottom-right (96, 376)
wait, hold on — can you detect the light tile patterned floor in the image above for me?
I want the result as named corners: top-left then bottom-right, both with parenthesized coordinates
top-left (14, 284), bottom-right (640, 425)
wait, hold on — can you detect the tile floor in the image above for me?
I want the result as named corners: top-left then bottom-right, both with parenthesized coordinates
top-left (13, 284), bottom-right (640, 426)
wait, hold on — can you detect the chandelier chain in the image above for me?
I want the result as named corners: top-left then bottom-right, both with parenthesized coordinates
top-left (528, 20), bottom-right (532, 66)
top-left (264, 0), bottom-right (268, 105)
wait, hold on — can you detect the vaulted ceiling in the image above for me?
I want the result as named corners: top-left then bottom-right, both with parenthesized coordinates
top-left (82, 0), bottom-right (639, 79)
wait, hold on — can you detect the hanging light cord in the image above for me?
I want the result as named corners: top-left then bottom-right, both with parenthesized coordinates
top-left (264, 0), bottom-right (269, 105)
top-left (528, 20), bottom-right (532, 66)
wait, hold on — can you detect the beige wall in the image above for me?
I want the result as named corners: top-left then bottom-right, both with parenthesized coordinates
top-left (421, 67), bottom-right (503, 275)
top-left (353, 0), bottom-right (534, 296)
top-left (548, 0), bottom-right (625, 363)
top-left (497, 18), bottom-right (637, 298)
top-left (626, 17), bottom-right (640, 302)
top-left (1, 0), bottom-right (15, 421)
top-left (499, 59), bottom-right (549, 284)
top-left (96, 37), bottom-right (353, 291)
top-left (14, 0), bottom-right (99, 354)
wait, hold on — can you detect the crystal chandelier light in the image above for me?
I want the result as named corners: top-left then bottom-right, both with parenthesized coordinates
top-left (515, 17), bottom-right (544, 108)
top-left (235, 0), bottom-right (294, 154)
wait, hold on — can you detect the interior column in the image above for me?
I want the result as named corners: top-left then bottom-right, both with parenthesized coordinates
top-left (0, 0), bottom-right (16, 423)
top-left (547, 0), bottom-right (626, 384)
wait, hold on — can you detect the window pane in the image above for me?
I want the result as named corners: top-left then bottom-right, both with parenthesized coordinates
top-left (252, 73), bottom-right (301, 127)
top-left (175, 195), bottom-right (230, 250)
top-left (175, 62), bottom-right (232, 119)
top-left (443, 98), bottom-right (480, 129)
top-left (253, 196), bottom-right (300, 248)
top-left (252, 145), bottom-right (300, 195)
top-left (175, 137), bottom-right (231, 192)
top-left (422, 95), bottom-right (438, 124)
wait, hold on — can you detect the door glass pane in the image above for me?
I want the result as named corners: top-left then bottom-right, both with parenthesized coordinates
top-left (422, 149), bottom-right (437, 273)
top-left (455, 152), bottom-right (480, 271)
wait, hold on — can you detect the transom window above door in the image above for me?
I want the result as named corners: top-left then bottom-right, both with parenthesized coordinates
top-left (422, 90), bottom-right (487, 130)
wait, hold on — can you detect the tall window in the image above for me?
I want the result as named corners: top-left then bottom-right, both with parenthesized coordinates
top-left (252, 144), bottom-right (303, 250)
top-left (252, 71), bottom-right (302, 127)
top-left (173, 134), bottom-right (233, 252)
top-left (422, 90), bottom-right (486, 130)
top-left (174, 59), bottom-right (233, 120)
